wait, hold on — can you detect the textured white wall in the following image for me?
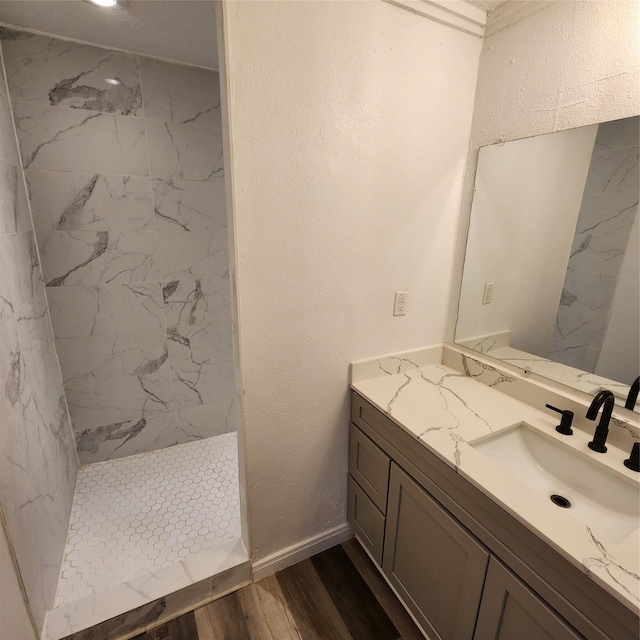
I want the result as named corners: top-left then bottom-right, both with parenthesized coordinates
top-left (448, 0), bottom-right (640, 340)
top-left (222, 0), bottom-right (481, 560)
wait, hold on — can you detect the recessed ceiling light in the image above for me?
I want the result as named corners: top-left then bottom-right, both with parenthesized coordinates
top-left (85, 0), bottom-right (118, 7)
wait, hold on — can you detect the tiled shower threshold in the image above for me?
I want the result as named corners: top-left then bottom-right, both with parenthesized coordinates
top-left (43, 433), bottom-right (249, 640)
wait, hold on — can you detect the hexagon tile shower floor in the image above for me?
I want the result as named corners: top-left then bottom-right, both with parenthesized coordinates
top-left (55, 432), bottom-right (241, 606)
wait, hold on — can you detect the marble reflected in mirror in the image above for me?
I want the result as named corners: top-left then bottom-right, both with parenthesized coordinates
top-left (455, 116), bottom-right (639, 411)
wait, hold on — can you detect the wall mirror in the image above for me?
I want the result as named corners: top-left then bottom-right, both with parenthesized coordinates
top-left (455, 116), bottom-right (639, 412)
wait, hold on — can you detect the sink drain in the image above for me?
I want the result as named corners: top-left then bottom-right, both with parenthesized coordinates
top-left (550, 494), bottom-right (571, 508)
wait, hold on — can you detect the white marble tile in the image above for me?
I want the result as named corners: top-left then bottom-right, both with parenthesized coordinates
top-left (45, 542), bottom-right (249, 640)
top-left (162, 276), bottom-right (230, 327)
top-left (0, 159), bottom-right (31, 235)
top-left (0, 288), bottom-right (77, 635)
top-left (575, 192), bottom-right (639, 237)
top-left (37, 230), bottom-right (161, 286)
top-left (16, 284), bottom-right (68, 439)
top-left (0, 74), bottom-right (20, 167)
top-left (559, 271), bottom-right (618, 313)
top-left (14, 102), bottom-right (148, 174)
top-left (0, 29), bottom-right (142, 115)
top-left (0, 234), bottom-right (16, 322)
top-left (8, 444), bottom-right (60, 632)
top-left (73, 412), bottom-right (178, 464)
top-left (177, 401), bottom-right (237, 440)
top-left (147, 120), bottom-right (224, 181)
top-left (0, 312), bottom-right (43, 529)
top-left (0, 232), bottom-right (42, 320)
top-left (168, 319), bottom-right (233, 372)
top-left (552, 304), bottom-right (609, 349)
top-left (47, 282), bottom-right (164, 339)
top-left (568, 229), bottom-right (629, 277)
top-left (64, 388), bottom-right (171, 443)
top-left (8, 433), bottom-right (72, 636)
top-left (152, 177), bottom-right (226, 232)
top-left (140, 57), bottom-right (221, 128)
top-left (60, 331), bottom-right (174, 430)
top-left (594, 116), bottom-right (639, 152)
top-left (55, 325), bottom-right (168, 384)
top-left (168, 323), bottom-right (234, 408)
top-left (46, 395), bottom-right (79, 536)
top-left (583, 145), bottom-right (639, 195)
top-left (74, 400), bottom-right (237, 464)
top-left (56, 434), bottom-right (240, 604)
top-left (26, 171), bottom-right (154, 232)
top-left (159, 230), bottom-right (228, 281)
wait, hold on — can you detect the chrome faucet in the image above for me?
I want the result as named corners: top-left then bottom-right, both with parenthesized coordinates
top-left (625, 376), bottom-right (639, 410)
top-left (587, 390), bottom-right (615, 453)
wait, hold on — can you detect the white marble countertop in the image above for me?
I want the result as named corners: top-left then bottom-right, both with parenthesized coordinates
top-left (458, 332), bottom-right (639, 412)
top-left (350, 346), bottom-right (640, 615)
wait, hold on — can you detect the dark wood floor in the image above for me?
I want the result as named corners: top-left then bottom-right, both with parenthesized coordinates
top-left (133, 538), bottom-right (424, 640)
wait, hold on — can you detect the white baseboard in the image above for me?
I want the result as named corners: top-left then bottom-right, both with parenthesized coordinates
top-left (251, 523), bottom-right (353, 582)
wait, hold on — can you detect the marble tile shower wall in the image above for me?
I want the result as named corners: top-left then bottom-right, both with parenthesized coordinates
top-left (0, 39), bottom-right (78, 633)
top-left (549, 116), bottom-right (639, 372)
top-left (0, 29), bottom-right (235, 464)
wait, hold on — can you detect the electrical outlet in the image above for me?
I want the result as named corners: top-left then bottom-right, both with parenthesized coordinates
top-left (482, 282), bottom-right (494, 305)
top-left (394, 291), bottom-right (408, 316)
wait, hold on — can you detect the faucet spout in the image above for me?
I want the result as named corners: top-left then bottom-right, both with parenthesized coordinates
top-left (586, 390), bottom-right (615, 453)
top-left (625, 376), bottom-right (639, 411)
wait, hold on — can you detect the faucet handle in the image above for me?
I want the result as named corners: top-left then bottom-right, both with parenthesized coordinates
top-left (545, 404), bottom-right (574, 435)
top-left (624, 443), bottom-right (640, 472)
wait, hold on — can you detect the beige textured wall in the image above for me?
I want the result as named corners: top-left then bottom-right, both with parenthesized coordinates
top-left (448, 0), bottom-right (640, 341)
top-left (222, 0), bottom-right (482, 561)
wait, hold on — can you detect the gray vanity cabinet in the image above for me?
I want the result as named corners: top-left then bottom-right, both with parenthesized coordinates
top-left (383, 463), bottom-right (489, 640)
top-left (349, 391), bottom-right (638, 640)
top-left (474, 558), bottom-right (583, 640)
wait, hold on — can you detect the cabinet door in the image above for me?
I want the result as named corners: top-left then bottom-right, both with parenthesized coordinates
top-left (474, 558), bottom-right (584, 640)
top-left (383, 463), bottom-right (489, 640)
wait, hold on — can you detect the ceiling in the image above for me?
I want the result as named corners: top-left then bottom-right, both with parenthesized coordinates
top-left (0, 0), bottom-right (218, 68)
top-left (0, 0), bottom-right (518, 69)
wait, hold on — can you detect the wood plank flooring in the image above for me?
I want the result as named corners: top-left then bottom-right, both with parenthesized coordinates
top-left (132, 539), bottom-right (424, 640)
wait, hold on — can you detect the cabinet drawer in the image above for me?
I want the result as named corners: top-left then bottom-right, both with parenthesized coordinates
top-left (349, 424), bottom-right (391, 513)
top-left (348, 476), bottom-right (385, 564)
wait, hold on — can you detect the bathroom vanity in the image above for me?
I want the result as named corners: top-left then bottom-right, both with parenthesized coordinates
top-left (348, 346), bottom-right (640, 640)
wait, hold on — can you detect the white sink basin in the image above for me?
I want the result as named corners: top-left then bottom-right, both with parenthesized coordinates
top-left (470, 423), bottom-right (639, 545)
